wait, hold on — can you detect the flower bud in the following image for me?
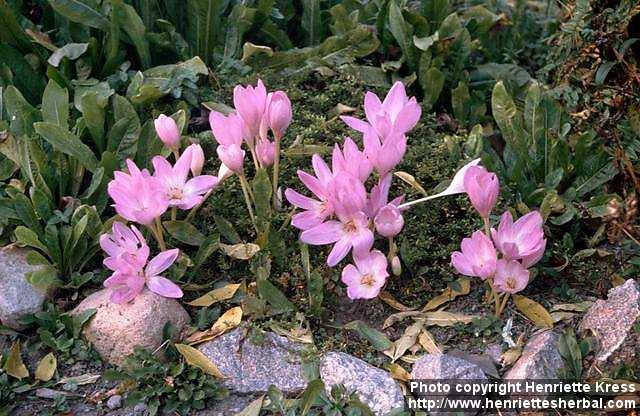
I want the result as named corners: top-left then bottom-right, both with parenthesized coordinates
top-left (267, 91), bottom-right (292, 139)
top-left (256, 139), bottom-right (276, 167)
top-left (463, 165), bottom-right (499, 219)
top-left (216, 144), bottom-right (245, 173)
top-left (374, 204), bottom-right (404, 237)
top-left (391, 256), bottom-right (401, 276)
top-left (188, 144), bottom-right (205, 176)
top-left (154, 114), bottom-right (180, 150)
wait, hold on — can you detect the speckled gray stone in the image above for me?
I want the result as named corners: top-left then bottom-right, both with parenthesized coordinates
top-left (0, 245), bottom-right (51, 329)
top-left (197, 327), bottom-right (308, 394)
top-left (319, 352), bottom-right (404, 416)
top-left (504, 330), bottom-right (563, 379)
top-left (579, 279), bottom-right (640, 362)
top-left (72, 288), bottom-right (190, 366)
top-left (411, 353), bottom-right (487, 380)
top-left (193, 395), bottom-right (258, 416)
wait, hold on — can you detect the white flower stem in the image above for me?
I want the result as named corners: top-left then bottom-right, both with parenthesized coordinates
top-left (272, 135), bottom-right (281, 210)
top-left (238, 173), bottom-right (258, 233)
top-left (150, 218), bottom-right (167, 251)
top-left (398, 193), bottom-right (445, 209)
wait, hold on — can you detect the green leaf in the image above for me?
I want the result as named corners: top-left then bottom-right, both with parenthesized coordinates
top-left (0, 44), bottom-right (46, 105)
top-left (42, 80), bottom-right (69, 130)
top-left (112, 0), bottom-right (151, 68)
top-left (71, 308), bottom-right (96, 338)
top-left (0, 0), bottom-right (36, 53)
top-left (420, 65), bottom-right (444, 107)
top-left (34, 122), bottom-right (99, 173)
top-left (106, 95), bottom-right (140, 163)
top-left (163, 221), bottom-right (206, 246)
top-left (257, 279), bottom-right (295, 313)
top-left (299, 379), bottom-right (324, 415)
top-left (301, 0), bottom-right (322, 46)
top-left (344, 320), bottom-right (393, 351)
top-left (595, 61), bottom-right (616, 85)
top-left (388, 0), bottom-right (414, 69)
top-left (252, 167), bottom-right (271, 243)
top-left (451, 81), bottom-right (470, 123)
top-left (192, 233), bottom-right (220, 271)
top-left (3, 86), bottom-right (40, 136)
top-left (186, 0), bottom-right (224, 65)
top-left (213, 215), bottom-right (241, 244)
top-left (491, 81), bottom-right (518, 143)
top-left (47, 42), bottom-right (89, 67)
top-left (559, 328), bottom-right (582, 379)
top-left (48, 0), bottom-right (110, 31)
top-left (26, 265), bottom-right (61, 291)
top-left (15, 226), bottom-right (48, 254)
top-left (11, 192), bottom-right (43, 236)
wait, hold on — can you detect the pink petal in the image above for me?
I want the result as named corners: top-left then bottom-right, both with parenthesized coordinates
top-left (340, 116), bottom-right (371, 133)
top-left (327, 237), bottom-right (352, 266)
top-left (300, 221), bottom-right (343, 245)
top-left (147, 275), bottom-right (183, 298)
top-left (285, 188), bottom-right (319, 210)
top-left (292, 211), bottom-right (324, 230)
top-left (145, 249), bottom-right (179, 276)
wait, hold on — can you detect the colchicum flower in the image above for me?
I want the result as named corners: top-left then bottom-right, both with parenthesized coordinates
top-left (263, 91), bottom-right (292, 140)
top-left (256, 139), bottom-right (276, 167)
top-left (374, 204), bottom-right (404, 237)
top-left (104, 248), bottom-right (183, 303)
top-left (154, 114), bottom-right (181, 150)
top-left (100, 222), bottom-right (149, 274)
top-left (341, 250), bottom-right (389, 299)
top-left (464, 165), bottom-right (499, 218)
top-left (341, 81), bottom-right (421, 140)
top-left (108, 159), bottom-right (169, 225)
top-left (152, 145), bottom-right (218, 210)
top-left (285, 155), bottom-right (335, 230)
top-left (363, 130), bottom-right (407, 175)
top-left (491, 211), bottom-right (546, 267)
top-left (451, 230), bottom-right (498, 280)
top-left (493, 259), bottom-right (529, 294)
top-left (190, 144), bottom-right (205, 176)
top-left (233, 79), bottom-right (268, 138)
top-left (331, 137), bottom-right (372, 183)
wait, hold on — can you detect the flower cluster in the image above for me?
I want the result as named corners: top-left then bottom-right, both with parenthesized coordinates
top-left (103, 116), bottom-right (220, 303)
top-left (451, 165), bottom-right (546, 316)
top-left (101, 222), bottom-right (182, 303)
top-left (287, 82), bottom-right (422, 300)
top-left (209, 79), bottom-right (292, 173)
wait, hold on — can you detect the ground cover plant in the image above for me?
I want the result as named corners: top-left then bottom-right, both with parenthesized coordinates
top-left (0, 0), bottom-right (639, 415)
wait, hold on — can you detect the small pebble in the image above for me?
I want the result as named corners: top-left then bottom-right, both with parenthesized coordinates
top-left (134, 403), bottom-right (148, 415)
top-left (106, 395), bottom-right (122, 410)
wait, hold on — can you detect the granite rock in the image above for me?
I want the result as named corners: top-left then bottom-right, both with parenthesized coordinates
top-left (72, 288), bottom-right (190, 365)
top-left (579, 279), bottom-right (640, 362)
top-left (319, 352), bottom-right (405, 416)
top-left (0, 245), bottom-right (51, 329)
top-left (411, 353), bottom-right (487, 380)
top-left (197, 327), bottom-right (308, 394)
top-left (504, 330), bottom-right (563, 379)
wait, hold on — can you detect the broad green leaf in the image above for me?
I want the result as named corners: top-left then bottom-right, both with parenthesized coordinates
top-left (451, 81), bottom-right (470, 123)
top-left (107, 95), bottom-right (140, 163)
top-left (186, 0), bottom-right (224, 65)
top-left (163, 220), bottom-right (206, 246)
top-left (491, 81), bottom-right (518, 142)
top-left (252, 167), bottom-right (271, 243)
top-left (257, 279), bottom-right (295, 313)
top-left (34, 122), bottom-right (99, 173)
top-left (26, 265), bottom-right (61, 291)
top-left (344, 320), bottom-right (393, 351)
top-left (0, 44), bottom-right (45, 104)
top-left (15, 226), bottom-right (48, 254)
top-left (192, 233), bottom-right (220, 271)
top-left (112, 0), bottom-right (151, 68)
top-left (48, 0), bottom-right (110, 31)
top-left (0, 0), bottom-right (36, 53)
top-left (301, 0), bottom-right (322, 46)
top-left (42, 80), bottom-right (69, 130)
top-left (300, 379), bottom-right (324, 415)
top-left (388, 0), bottom-right (414, 69)
top-left (214, 215), bottom-right (241, 243)
top-left (47, 42), bottom-right (89, 67)
top-left (420, 65), bottom-right (444, 106)
top-left (3, 86), bottom-right (40, 137)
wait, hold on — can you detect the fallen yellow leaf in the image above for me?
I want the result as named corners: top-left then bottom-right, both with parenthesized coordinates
top-left (386, 363), bottom-right (412, 382)
top-left (422, 278), bottom-right (470, 312)
top-left (174, 344), bottom-right (226, 378)
top-left (220, 243), bottom-right (260, 260)
top-left (3, 342), bottom-right (28, 380)
top-left (418, 329), bottom-right (442, 354)
top-left (186, 306), bottom-right (243, 344)
top-left (513, 295), bottom-right (554, 328)
top-left (379, 291), bottom-right (416, 312)
top-left (187, 283), bottom-right (241, 307)
top-left (35, 352), bottom-right (57, 382)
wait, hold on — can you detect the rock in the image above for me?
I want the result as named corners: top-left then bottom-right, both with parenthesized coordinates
top-left (193, 395), bottom-right (258, 416)
top-left (133, 403), bottom-right (147, 415)
top-left (319, 352), bottom-right (404, 416)
top-left (504, 330), bottom-right (563, 380)
top-left (107, 395), bottom-right (123, 410)
top-left (485, 343), bottom-right (503, 365)
top-left (0, 245), bottom-right (51, 329)
top-left (579, 279), bottom-right (640, 362)
top-left (411, 353), bottom-right (486, 380)
top-left (72, 288), bottom-right (189, 366)
top-left (198, 327), bottom-right (309, 394)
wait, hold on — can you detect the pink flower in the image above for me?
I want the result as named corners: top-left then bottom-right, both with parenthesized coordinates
top-left (190, 144), bottom-right (205, 176)
top-left (285, 154), bottom-right (335, 230)
top-left (366, 174), bottom-right (404, 218)
top-left (100, 222), bottom-right (149, 273)
top-left (108, 159), bottom-right (169, 226)
top-left (264, 91), bottom-right (292, 139)
top-left (217, 144), bottom-right (245, 173)
top-left (209, 111), bottom-right (247, 147)
top-left (464, 165), bottom-right (499, 218)
top-left (491, 211), bottom-right (546, 265)
top-left (154, 114), bottom-right (180, 150)
top-left (341, 250), bottom-right (389, 299)
top-left (451, 230), bottom-right (498, 279)
top-left (331, 137), bottom-right (372, 183)
top-left (233, 79), bottom-right (268, 138)
top-left (374, 204), bottom-right (404, 237)
top-left (256, 139), bottom-right (276, 167)
top-left (363, 130), bottom-right (407, 175)
top-left (104, 248), bottom-right (183, 303)
top-left (341, 81), bottom-right (421, 139)
top-left (493, 259), bottom-right (529, 294)
top-left (300, 174), bottom-right (373, 267)
top-left (152, 146), bottom-right (218, 210)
